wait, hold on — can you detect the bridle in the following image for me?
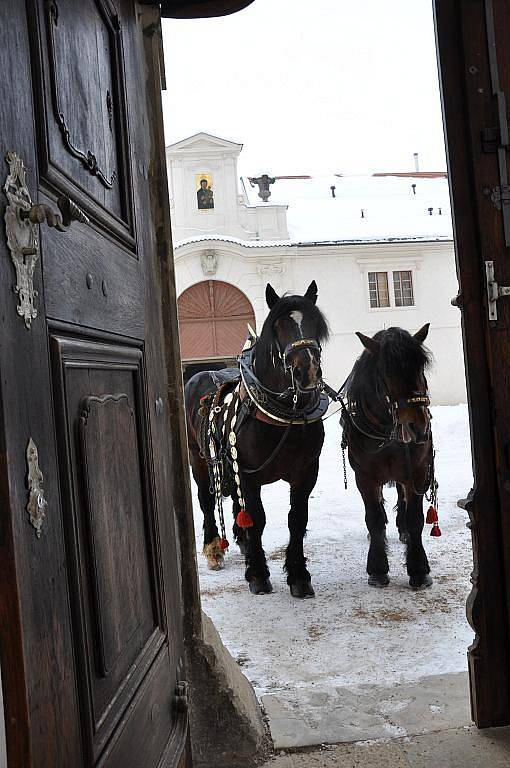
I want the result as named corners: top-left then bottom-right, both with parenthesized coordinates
top-left (322, 372), bottom-right (434, 494)
top-left (238, 334), bottom-right (328, 425)
top-left (272, 336), bottom-right (323, 395)
top-left (387, 393), bottom-right (431, 444)
top-left (324, 376), bottom-right (431, 447)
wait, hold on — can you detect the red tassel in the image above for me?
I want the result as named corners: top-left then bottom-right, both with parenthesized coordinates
top-left (430, 521), bottom-right (442, 537)
top-left (426, 506), bottom-right (438, 524)
top-left (236, 509), bottom-right (253, 529)
top-left (220, 537), bottom-right (229, 551)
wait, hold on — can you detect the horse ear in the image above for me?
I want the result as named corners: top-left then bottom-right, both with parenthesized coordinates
top-left (265, 283), bottom-right (280, 309)
top-left (413, 323), bottom-right (430, 345)
top-left (356, 331), bottom-right (380, 354)
top-left (304, 280), bottom-right (318, 304)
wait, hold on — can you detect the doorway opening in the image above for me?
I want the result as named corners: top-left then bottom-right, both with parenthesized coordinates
top-left (161, 0), bottom-right (493, 753)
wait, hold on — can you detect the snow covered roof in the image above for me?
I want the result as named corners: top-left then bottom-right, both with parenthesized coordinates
top-left (175, 234), bottom-right (291, 249)
top-left (241, 173), bottom-right (453, 244)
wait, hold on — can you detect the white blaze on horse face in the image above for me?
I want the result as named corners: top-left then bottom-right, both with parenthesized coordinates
top-left (290, 310), bottom-right (304, 337)
top-left (289, 310), bottom-right (314, 363)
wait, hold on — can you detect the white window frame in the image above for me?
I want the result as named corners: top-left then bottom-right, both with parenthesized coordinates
top-left (357, 256), bottom-right (421, 313)
top-left (368, 270), bottom-right (391, 309)
top-left (392, 269), bottom-right (415, 307)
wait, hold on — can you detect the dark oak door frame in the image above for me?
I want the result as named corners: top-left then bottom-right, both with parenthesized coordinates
top-left (162, 0), bottom-right (510, 731)
top-left (434, 0), bottom-right (510, 727)
top-left (150, 0), bottom-right (510, 734)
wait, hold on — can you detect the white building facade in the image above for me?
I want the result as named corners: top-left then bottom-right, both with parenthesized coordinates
top-left (167, 133), bottom-right (466, 405)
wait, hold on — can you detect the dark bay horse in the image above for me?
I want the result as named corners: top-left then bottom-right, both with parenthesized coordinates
top-left (185, 281), bottom-right (329, 597)
top-left (342, 324), bottom-right (437, 589)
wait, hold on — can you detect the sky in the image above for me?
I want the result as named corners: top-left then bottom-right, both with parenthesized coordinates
top-left (161, 0), bottom-right (447, 177)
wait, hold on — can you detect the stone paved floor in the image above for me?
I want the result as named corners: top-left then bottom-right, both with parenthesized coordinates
top-left (260, 672), bottom-right (510, 767)
top-left (262, 672), bottom-right (470, 750)
top-left (262, 725), bottom-right (510, 767)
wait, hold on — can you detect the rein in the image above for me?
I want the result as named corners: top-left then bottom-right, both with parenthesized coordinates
top-left (241, 423), bottom-right (293, 474)
top-left (323, 380), bottom-right (430, 446)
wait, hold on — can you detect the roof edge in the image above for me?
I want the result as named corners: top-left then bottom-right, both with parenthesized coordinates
top-left (160, 0), bottom-right (255, 18)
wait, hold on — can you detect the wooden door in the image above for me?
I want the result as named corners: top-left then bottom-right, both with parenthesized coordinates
top-left (177, 280), bottom-right (256, 360)
top-left (0, 2), bottom-right (191, 766)
top-left (435, 0), bottom-right (510, 728)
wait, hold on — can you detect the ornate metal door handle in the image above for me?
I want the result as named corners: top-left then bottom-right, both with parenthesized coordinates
top-left (3, 152), bottom-right (90, 328)
top-left (26, 438), bottom-right (48, 538)
top-left (19, 195), bottom-right (89, 233)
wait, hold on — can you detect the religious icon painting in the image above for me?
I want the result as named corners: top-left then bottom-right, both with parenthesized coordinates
top-left (196, 173), bottom-right (214, 210)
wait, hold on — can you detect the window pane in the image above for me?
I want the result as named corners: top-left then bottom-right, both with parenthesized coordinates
top-left (393, 270), bottom-right (414, 307)
top-left (368, 272), bottom-right (389, 308)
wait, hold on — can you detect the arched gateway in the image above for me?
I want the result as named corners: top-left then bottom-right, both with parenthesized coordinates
top-left (177, 280), bottom-right (256, 379)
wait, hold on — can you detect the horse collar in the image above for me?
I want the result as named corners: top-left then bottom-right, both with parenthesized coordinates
top-left (238, 345), bottom-right (329, 426)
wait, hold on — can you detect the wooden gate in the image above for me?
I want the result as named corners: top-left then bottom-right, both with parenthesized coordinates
top-left (178, 280), bottom-right (256, 361)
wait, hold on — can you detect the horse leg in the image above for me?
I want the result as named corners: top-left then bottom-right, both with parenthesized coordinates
top-left (395, 483), bottom-right (409, 543)
top-left (405, 491), bottom-right (432, 589)
top-left (357, 476), bottom-right (389, 587)
top-left (243, 481), bottom-right (272, 594)
top-left (232, 494), bottom-right (248, 555)
top-left (285, 460), bottom-right (318, 599)
top-left (190, 450), bottom-right (224, 571)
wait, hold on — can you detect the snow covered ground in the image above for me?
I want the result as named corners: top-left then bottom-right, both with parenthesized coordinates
top-left (192, 405), bottom-right (474, 699)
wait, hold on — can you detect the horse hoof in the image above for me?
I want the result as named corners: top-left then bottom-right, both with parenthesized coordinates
top-left (203, 538), bottom-right (225, 571)
top-left (368, 574), bottom-right (390, 587)
top-left (207, 554), bottom-right (224, 571)
top-left (409, 574), bottom-right (433, 590)
top-left (290, 581), bottom-right (315, 599)
top-left (249, 577), bottom-right (273, 595)
top-left (399, 532), bottom-right (409, 544)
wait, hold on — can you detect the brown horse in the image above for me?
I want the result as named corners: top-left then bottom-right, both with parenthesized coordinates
top-left (342, 324), bottom-right (436, 589)
top-left (185, 281), bottom-right (330, 597)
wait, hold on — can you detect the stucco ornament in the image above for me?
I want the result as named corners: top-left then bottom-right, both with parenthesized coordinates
top-left (201, 249), bottom-right (218, 275)
top-left (257, 263), bottom-right (284, 277)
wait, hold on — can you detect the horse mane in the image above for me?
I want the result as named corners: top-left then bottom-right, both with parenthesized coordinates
top-left (255, 294), bottom-right (330, 375)
top-left (346, 327), bottom-right (432, 407)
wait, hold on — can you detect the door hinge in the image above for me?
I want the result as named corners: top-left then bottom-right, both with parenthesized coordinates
top-left (173, 680), bottom-right (189, 714)
top-left (481, 126), bottom-right (505, 154)
top-left (485, 260), bottom-right (510, 320)
top-left (482, 0), bottom-right (510, 246)
top-left (483, 184), bottom-right (510, 210)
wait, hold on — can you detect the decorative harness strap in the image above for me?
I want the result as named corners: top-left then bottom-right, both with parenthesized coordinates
top-left (239, 344), bottom-right (329, 426)
top-left (198, 334), bottom-right (329, 550)
top-left (202, 382), bottom-right (256, 550)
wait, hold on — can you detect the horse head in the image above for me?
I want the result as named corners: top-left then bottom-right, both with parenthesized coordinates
top-left (355, 324), bottom-right (432, 444)
top-left (260, 281), bottom-right (329, 394)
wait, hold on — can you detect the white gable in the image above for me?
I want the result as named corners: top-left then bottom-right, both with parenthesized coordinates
top-left (166, 132), bottom-right (243, 156)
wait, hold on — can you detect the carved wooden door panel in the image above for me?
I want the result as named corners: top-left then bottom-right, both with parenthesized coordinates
top-left (0, 2), bottom-right (191, 766)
